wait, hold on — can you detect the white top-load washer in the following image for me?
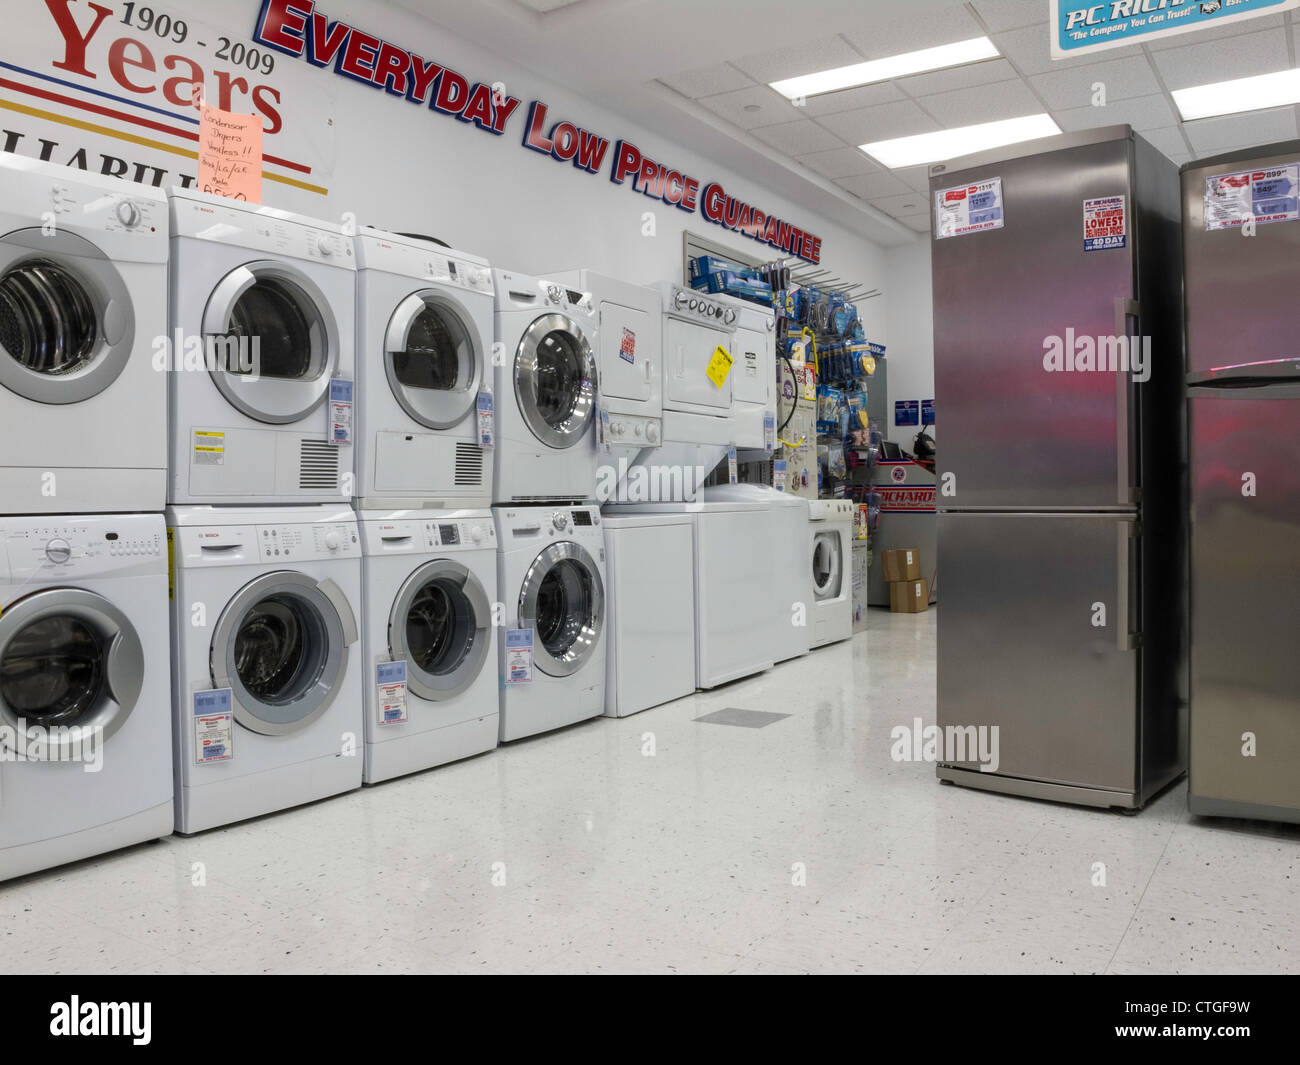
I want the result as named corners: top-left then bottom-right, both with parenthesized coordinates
top-left (705, 482), bottom-right (811, 663)
top-left (809, 499), bottom-right (854, 648)
top-left (716, 294), bottom-right (777, 455)
top-left (354, 229), bottom-right (495, 509)
top-left (168, 189), bottom-right (356, 505)
top-left (168, 504), bottom-right (362, 833)
top-left (550, 270), bottom-right (661, 503)
top-left (0, 156), bottom-right (167, 514)
top-left (0, 514), bottom-right (171, 881)
top-left (601, 511), bottom-right (696, 717)
top-left (492, 271), bottom-right (599, 503)
top-left (357, 508), bottom-right (498, 783)
top-left (495, 504), bottom-right (606, 739)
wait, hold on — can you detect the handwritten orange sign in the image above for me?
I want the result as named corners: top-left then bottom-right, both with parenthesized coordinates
top-left (197, 105), bottom-right (263, 203)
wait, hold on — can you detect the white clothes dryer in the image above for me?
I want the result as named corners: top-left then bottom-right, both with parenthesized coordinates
top-left (357, 508), bottom-right (498, 783)
top-left (716, 294), bottom-right (777, 454)
top-left (809, 499), bottom-right (854, 648)
top-left (168, 504), bottom-right (362, 833)
top-left (0, 513), bottom-right (171, 880)
top-left (168, 189), bottom-right (356, 505)
top-left (0, 156), bottom-right (167, 514)
top-left (354, 229), bottom-right (494, 509)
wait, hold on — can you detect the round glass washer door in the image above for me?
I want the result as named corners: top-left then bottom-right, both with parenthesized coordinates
top-left (513, 313), bottom-right (596, 449)
top-left (202, 261), bottom-right (339, 424)
top-left (518, 542), bottom-right (604, 677)
top-left (210, 572), bottom-right (357, 736)
top-left (0, 588), bottom-right (145, 759)
top-left (385, 292), bottom-right (482, 430)
top-left (0, 229), bottom-right (135, 405)
top-left (812, 531), bottom-right (842, 601)
top-left (388, 558), bottom-right (491, 701)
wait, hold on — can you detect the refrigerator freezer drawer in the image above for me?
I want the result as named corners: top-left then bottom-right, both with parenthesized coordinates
top-left (1189, 390), bottom-right (1300, 821)
top-left (937, 512), bottom-right (1140, 798)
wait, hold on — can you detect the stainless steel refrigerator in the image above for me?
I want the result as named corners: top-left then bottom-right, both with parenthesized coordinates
top-left (930, 126), bottom-right (1187, 809)
top-left (1183, 141), bottom-right (1300, 824)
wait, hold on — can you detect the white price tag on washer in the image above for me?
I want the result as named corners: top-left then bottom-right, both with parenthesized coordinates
top-left (329, 378), bottom-right (353, 446)
top-left (504, 629), bottom-right (533, 684)
top-left (727, 446), bottom-right (738, 484)
top-left (763, 412), bottom-right (775, 453)
top-left (597, 406), bottom-right (612, 456)
top-left (477, 390), bottom-right (495, 449)
top-left (773, 458), bottom-right (787, 492)
top-left (193, 688), bottom-right (233, 764)
top-left (376, 660), bottom-right (407, 726)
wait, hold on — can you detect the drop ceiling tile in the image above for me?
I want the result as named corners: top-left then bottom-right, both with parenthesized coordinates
top-left (994, 23), bottom-right (1094, 76)
top-left (798, 81), bottom-right (905, 117)
top-left (904, 213), bottom-right (932, 233)
top-left (897, 57), bottom-right (1022, 97)
top-left (914, 78), bottom-right (1041, 125)
top-left (893, 165), bottom-right (934, 193)
top-left (1140, 126), bottom-right (1192, 161)
top-left (816, 99), bottom-right (941, 145)
top-left (840, 9), bottom-right (986, 59)
top-left (970, 0), bottom-right (1052, 33)
top-left (1144, 13), bottom-right (1285, 51)
top-left (1183, 106), bottom-right (1298, 155)
top-left (833, 171), bottom-right (913, 200)
top-left (749, 119), bottom-right (844, 156)
top-left (697, 85), bottom-right (802, 129)
top-left (731, 36), bottom-right (866, 84)
top-left (1029, 56), bottom-right (1162, 110)
top-left (1052, 93), bottom-right (1179, 133)
top-left (1151, 29), bottom-right (1291, 91)
top-left (658, 63), bottom-right (754, 99)
top-left (868, 192), bottom-right (930, 220)
top-left (796, 147), bottom-right (882, 179)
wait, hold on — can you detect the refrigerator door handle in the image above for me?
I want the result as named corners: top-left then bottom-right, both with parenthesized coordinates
top-left (1116, 519), bottom-right (1139, 652)
top-left (1114, 297), bottom-right (1140, 507)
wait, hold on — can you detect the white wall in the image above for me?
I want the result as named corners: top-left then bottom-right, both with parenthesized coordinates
top-left (882, 238), bottom-right (935, 447)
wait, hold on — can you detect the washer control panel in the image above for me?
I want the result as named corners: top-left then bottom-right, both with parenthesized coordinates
top-left (667, 285), bottom-right (737, 326)
top-left (604, 413), bottom-right (662, 447)
top-left (3, 516), bottom-right (165, 580)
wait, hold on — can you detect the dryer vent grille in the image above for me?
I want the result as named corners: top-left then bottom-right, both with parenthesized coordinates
top-left (299, 439), bottom-right (340, 490)
top-left (454, 442), bottom-right (483, 487)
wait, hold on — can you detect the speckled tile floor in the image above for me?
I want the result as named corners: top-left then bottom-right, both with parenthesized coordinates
top-left (4, 608), bottom-right (1299, 974)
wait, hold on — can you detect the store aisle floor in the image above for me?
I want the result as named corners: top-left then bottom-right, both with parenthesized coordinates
top-left (5, 609), bottom-right (1300, 975)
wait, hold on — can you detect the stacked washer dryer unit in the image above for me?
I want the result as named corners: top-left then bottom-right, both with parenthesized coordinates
top-left (167, 189), bottom-right (363, 831)
top-left (808, 499), bottom-right (854, 648)
top-left (718, 293), bottom-right (778, 457)
top-left (492, 271), bottom-right (606, 738)
top-left (0, 157), bottom-right (173, 877)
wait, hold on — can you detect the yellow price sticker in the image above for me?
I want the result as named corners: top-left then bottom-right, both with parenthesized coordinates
top-left (706, 345), bottom-right (734, 389)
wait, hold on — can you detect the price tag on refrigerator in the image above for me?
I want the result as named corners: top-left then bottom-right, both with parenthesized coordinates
top-left (1204, 163), bottom-right (1300, 231)
top-left (476, 390), bottom-right (495, 449)
top-left (504, 629), bottom-right (533, 684)
top-left (935, 177), bottom-right (1004, 239)
top-left (763, 412), bottom-right (775, 452)
top-left (376, 660), bottom-right (407, 726)
top-left (193, 688), bottom-right (233, 764)
top-left (727, 446), bottom-right (738, 484)
top-left (328, 379), bottom-right (353, 446)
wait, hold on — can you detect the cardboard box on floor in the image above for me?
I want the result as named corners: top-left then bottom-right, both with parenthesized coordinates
top-left (890, 578), bottom-right (929, 613)
top-left (881, 547), bottom-right (922, 583)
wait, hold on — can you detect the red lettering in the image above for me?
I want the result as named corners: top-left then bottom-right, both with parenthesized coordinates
top-left (338, 29), bottom-right (379, 81)
top-left (680, 177), bottom-right (699, 210)
top-left (252, 84), bottom-right (283, 135)
top-left (664, 170), bottom-right (683, 205)
top-left (306, 12), bottom-right (350, 67)
top-left (750, 209), bottom-right (766, 237)
top-left (108, 38), bottom-right (155, 95)
top-left (407, 55), bottom-right (442, 103)
top-left (637, 157), bottom-right (657, 194)
top-left (434, 69), bottom-right (469, 114)
top-left (214, 70), bottom-right (249, 112)
top-left (460, 83), bottom-right (495, 130)
top-left (490, 95), bottom-right (521, 133)
top-left (45, 0), bottom-right (113, 79)
top-left (551, 122), bottom-right (578, 161)
top-left (702, 182), bottom-right (725, 222)
top-left (254, 0), bottom-right (309, 55)
top-left (373, 41), bottom-right (409, 95)
top-left (161, 53), bottom-right (203, 108)
top-left (807, 236), bottom-right (822, 263)
top-left (523, 101), bottom-right (553, 153)
top-left (611, 140), bottom-right (641, 184)
top-left (574, 130), bottom-right (608, 172)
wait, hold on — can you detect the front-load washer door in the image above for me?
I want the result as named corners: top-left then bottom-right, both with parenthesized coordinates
top-left (202, 261), bottom-right (339, 424)
top-left (812, 530), bottom-right (842, 601)
top-left (518, 541), bottom-right (604, 677)
top-left (385, 291), bottom-right (482, 429)
top-left (513, 313), bottom-right (596, 449)
top-left (387, 558), bottom-right (491, 700)
top-left (0, 588), bottom-right (145, 758)
top-left (0, 229), bottom-right (136, 404)
top-left (210, 571), bottom-right (358, 735)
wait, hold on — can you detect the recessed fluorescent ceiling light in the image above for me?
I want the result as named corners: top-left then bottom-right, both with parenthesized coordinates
top-left (770, 37), bottom-right (999, 100)
top-left (1172, 67), bottom-right (1300, 121)
top-left (861, 114), bottom-right (1060, 169)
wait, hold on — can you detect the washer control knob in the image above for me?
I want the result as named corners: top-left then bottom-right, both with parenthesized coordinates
top-left (552, 511), bottom-right (569, 531)
top-left (45, 538), bottom-right (71, 564)
top-left (316, 235), bottom-right (334, 256)
top-left (324, 530), bottom-right (342, 551)
top-left (674, 290), bottom-right (689, 309)
top-left (645, 422), bottom-right (659, 443)
top-left (634, 422), bottom-right (644, 438)
top-left (115, 200), bottom-right (140, 228)
top-left (470, 525), bottom-right (484, 544)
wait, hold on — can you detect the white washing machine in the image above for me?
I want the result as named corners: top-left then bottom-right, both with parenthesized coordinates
top-left (809, 499), bottom-right (854, 648)
top-left (550, 270), bottom-right (661, 500)
top-left (0, 156), bottom-right (167, 514)
top-left (495, 504), bottom-right (606, 739)
top-left (168, 504), bottom-right (362, 833)
top-left (601, 511), bottom-right (696, 717)
top-left (0, 514), bottom-right (171, 881)
top-left (168, 189), bottom-right (356, 505)
top-left (717, 294), bottom-right (777, 455)
top-left (493, 271), bottom-right (599, 503)
top-left (354, 229), bottom-right (495, 510)
top-left (357, 508), bottom-right (498, 783)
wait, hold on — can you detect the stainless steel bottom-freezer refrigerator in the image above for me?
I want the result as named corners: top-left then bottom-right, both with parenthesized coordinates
top-left (1183, 141), bottom-right (1300, 824)
top-left (930, 127), bottom-right (1187, 810)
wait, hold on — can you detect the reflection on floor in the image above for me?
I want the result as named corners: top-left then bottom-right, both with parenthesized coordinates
top-left (4, 607), bottom-right (1299, 974)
